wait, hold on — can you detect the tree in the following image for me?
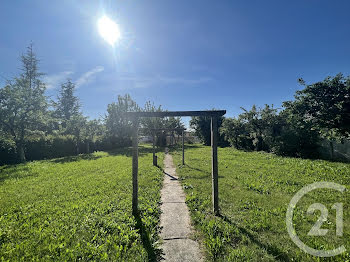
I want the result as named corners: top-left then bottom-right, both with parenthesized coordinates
top-left (66, 114), bottom-right (87, 154)
top-left (53, 79), bottom-right (81, 129)
top-left (293, 74), bottom-right (350, 158)
top-left (0, 44), bottom-right (48, 162)
top-left (54, 79), bottom-right (85, 154)
top-left (277, 102), bottom-right (320, 158)
top-left (141, 101), bottom-right (165, 134)
top-left (105, 94), bottom-right (140, 147)
top-left (239, 105), bottom-right (264, 151)
top-left (140, 101), bottom-right (167, 146)
top-left (259, 104), bottom-right (281, 151)
top-left (83, 119), bottom-right (104, 153)
top-left (221, 117), bottom-right (251, 149)
top-left (164, 116), bottom-right (185, 144)
top-left (190, 114), bottom-right (228, 147)
top-left (221, 105), bottom-right (281, 151)
top-left (140, 101), bottom-right (185, 146)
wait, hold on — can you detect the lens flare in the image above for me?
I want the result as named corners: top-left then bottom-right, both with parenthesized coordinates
top-left (97, 15), bottom-right (121, 46)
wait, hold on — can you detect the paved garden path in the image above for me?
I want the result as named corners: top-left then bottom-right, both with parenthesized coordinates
top-left (160, 149), bottom-right (203, 261)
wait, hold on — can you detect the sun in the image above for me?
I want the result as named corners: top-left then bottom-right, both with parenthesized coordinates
top-left (97, 15), bottom-right (121, 46)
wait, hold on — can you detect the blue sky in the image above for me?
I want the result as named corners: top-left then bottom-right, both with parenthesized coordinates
top-left (1, 0), bottom-right (350, 121)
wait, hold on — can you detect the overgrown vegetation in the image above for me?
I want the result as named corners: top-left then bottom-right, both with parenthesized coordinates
top-left (190, 115), bottom-right (228, 147)
top-left (0, 45), bottom-right (185, 165)
top-left (0, 146), bottom-right (164, 261)
top-left (171, 144), bottom-right (350, 261)
top-left (1, 45), bottom-right (348, 165)
top-left (190, 75), bottom-right (350, 161)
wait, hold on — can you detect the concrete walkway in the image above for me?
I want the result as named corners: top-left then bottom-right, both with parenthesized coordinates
top-left (160, 149), bottom-right (202, 261)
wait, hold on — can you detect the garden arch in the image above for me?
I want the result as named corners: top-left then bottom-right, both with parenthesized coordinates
top-left (142, 128), bottom-right (185, 166)
top-left (126, 110), bottom-right (226, 216)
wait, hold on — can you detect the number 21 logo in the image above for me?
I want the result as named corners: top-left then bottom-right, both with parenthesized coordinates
top-left (286, 182), bottom-right (346, 257)
top-left (307, 202), bottom-right (343, 236)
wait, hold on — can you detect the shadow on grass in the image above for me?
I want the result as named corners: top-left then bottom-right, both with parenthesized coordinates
top-left (167, 144), bottom-right (203, 152)
top-left (219, 214), bottom-right (290, 262)
top-left (186, 164), bottom-right (210, 175)
top-left (106, 145), bottom-right (165, 158)
top-left (133, 210), bottom-right (162, 262)
top-left (49, 153), bottom-right (103, 164)
top-left (0, 165), bottom-right (38, 184)
top-left (49, 145), bottom-right (165, 164)
top-left (181, 164), bottom-right (224, 179)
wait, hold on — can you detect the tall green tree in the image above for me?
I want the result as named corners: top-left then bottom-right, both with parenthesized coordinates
top-left (294, 75), bottom-right (350, 158)
top-left (190, 114), bottom-right (228, 146)
top-left (239, 105), bottom-right (264, 151)
top-left (53, 79), bottom-right (85, 154)
top-left (141, 101), bottom-right (165, 134)
top-left (140, 101), bottom-right (185, 145)
top-left (82, 119), bottom-right (104, 153)
top-left (53, 79), bottom-right (81, 129)
top-left (0, 44), bottom-right (48, 162)
top-left (240, 105), bottom-right (281, 151)
top-left (222, 105), bottom-right (281, 151)
top-left (163, 117), bottom-right (185, 144)
top-left (276, 101), bottom-right (320, 158)
top-left (67, 114), bottom-right (87, 154)
top-left (221, 117), bottom-right (250, 149)
top-left (140, 101), bottom-right (167, 146)
top-left (105, 94), bottom-right (140, 147)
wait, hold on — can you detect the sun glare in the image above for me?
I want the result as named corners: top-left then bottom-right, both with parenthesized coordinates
top-left (97, 15), bottom-right (121, 46)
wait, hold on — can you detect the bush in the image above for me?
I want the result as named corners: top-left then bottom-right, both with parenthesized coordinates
top-left (272, 127), bottom-right (320, 158)
top-left (0, 133), bottom-right (135, 166)
top-left (0, 136), bottom-right (17, 165)
top-left (25, 135), bottom-right (77, 160)
top-left (190, 116), bottom-right (229, 147)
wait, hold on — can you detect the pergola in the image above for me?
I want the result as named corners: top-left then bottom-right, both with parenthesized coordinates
top-left (141, 128), bottom-right (185, 166)
top-left (126, 110), bottom-right (226, 216)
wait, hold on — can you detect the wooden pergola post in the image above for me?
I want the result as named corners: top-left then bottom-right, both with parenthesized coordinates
top-left (182, 130), bottom-right (185, 165)
top-left (132, 117), bottom-right (139, 215)
top-left (211, 116), bottom-right (219, 215)
top-left (126, 110), bottom-right (225, 216)
top-left (153, 133), bottom-right (157, 166)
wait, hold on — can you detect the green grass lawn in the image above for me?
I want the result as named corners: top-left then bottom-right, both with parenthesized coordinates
top-left (0, 146), bottom-right (164, 261)
top-left (171, 144), bottom-right (350, 261)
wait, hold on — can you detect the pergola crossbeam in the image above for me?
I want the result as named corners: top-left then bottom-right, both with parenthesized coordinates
top-left (143, 128), bottom-right (186, 167)
top-left (128, 110), bottom-right (226, 216)
top-left (125, 110), bottom-right (226, 118)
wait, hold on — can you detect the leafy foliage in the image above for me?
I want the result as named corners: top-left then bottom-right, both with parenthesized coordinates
top-left (0, 44), bottom-right (348, 164)
top-left (0, 44), bottom-right (48, 162)
top-left (222, 104), bottom-right (322, 158)
top-left (140, 101), bottom-right (185, 146)
top-left (295, 74), bottom-right (350, 140)
top-left (190, 115), bottom-right (228, 147)
top-left (105, 94), bottom-right (140, 147)
top-left (53, 79), bottom-right (81, 128)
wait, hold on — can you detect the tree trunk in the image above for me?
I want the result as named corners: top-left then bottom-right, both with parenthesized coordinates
top-left (86, 142), bottom-right (90, 154)
top-left (330, 141), bottom-right (334, 160)
top-left (76, 142), bottom-right (80, 155)
top-left (17, 142), bottom-right (26, 163)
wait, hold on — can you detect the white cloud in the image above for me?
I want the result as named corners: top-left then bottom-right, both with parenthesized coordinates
top-left (76, 66), bottom-right (104, 88)
top-left (44, 71), bottom-right (73, 89)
